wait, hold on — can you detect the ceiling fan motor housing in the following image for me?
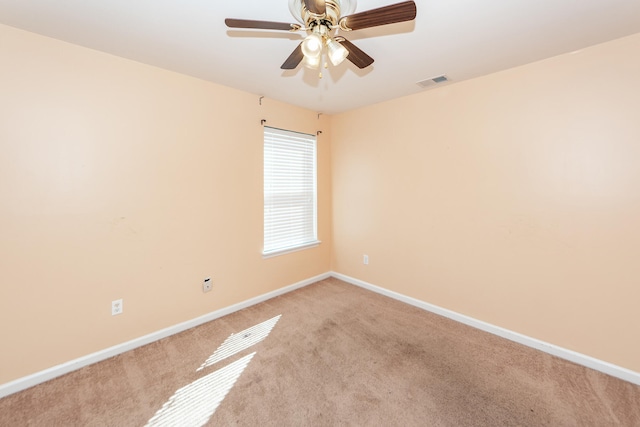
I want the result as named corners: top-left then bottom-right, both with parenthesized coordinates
top-left (288, 0), bottom-right (357, 26)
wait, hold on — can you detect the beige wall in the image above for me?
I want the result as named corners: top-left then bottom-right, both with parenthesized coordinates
top-left (2, 19), bottom-right (639, 387)
top-left (0, 24), bottom-right (331, 384)
top-left (332, 33), bottom-right (640, 373)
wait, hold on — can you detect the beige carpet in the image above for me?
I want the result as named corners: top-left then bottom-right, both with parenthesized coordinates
top-left (1, 277), bottom-right (639, 426)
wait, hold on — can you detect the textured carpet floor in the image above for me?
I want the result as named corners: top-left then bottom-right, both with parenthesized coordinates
top-left (1, 277), bottom-right (639, 426)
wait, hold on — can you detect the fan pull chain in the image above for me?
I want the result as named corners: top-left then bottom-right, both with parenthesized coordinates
top-left (319, 60), bottom-right (329, 78)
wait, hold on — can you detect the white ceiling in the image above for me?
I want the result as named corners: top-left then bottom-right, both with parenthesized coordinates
top-left (1, 0), bottom-right (640, 114)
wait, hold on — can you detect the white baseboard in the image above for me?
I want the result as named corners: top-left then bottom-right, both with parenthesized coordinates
top-left (0, 272), bottom-right (331, 399)
top-left (331, 271), bottom-right (640, 387)
top-left (4, 270), bottom-right (637, 399)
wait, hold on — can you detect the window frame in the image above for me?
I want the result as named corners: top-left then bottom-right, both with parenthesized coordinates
top-left (262, 126), bottom-right (320, 258)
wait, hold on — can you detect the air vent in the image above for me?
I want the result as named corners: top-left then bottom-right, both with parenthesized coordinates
top-left (416, 75), bottom-right (449, 88)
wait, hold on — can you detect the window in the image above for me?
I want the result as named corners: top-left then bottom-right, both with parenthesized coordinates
top-left (263, 126), bottom-right (318, 257)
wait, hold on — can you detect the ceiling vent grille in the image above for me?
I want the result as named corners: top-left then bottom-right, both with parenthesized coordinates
top-left (416, 75), bottom-right (449, 88)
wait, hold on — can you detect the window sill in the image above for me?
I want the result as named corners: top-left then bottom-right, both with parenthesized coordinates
top-left (262, 240), bottom-right (322, 259)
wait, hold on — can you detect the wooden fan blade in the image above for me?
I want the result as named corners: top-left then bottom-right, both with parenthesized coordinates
top-left (281, 43), bottom-right (304, 69)
top-left (339, 1), bottom-right (416, 31)
top-left (337, 38), bottom-right (374, 69)
top-left (304, 0), bottom-right (326, 15)
top-left (225, 18), bottom-right (297, 31)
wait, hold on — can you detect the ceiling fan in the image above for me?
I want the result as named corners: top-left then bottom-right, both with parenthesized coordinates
top-left (225, 0), bottom-right (417, 73)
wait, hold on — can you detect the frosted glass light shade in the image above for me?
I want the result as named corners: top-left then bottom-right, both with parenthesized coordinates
top-left (304, 54), bottom-right (321, 69)
top-left (327, 38), bottom-right (348, 66)
top-left (302, 33), bottom-right (323, 58)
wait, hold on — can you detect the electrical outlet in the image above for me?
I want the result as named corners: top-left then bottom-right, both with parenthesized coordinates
top-left (363, 254), bottom-right (369, 265)
top-left (112, 299), bottom-right (123, 316)
top-left (203, 277), bottom-right (212, 293)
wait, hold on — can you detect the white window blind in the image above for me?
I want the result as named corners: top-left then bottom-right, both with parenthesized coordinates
top-left (263, 126), bottom-right (318, 257)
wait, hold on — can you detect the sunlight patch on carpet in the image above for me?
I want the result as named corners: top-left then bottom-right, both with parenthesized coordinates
top-left (196, 314), bottom-right (281, 372)
top-left (145, 315), bottom-right (282, 426)
top-left (145, 352), bottom-right (255, 427)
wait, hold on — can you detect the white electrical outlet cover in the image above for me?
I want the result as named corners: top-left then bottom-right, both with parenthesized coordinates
top-left (112, 299), bottom-right (123, 315)
top-left (203, 277), bottom-right (212, 292)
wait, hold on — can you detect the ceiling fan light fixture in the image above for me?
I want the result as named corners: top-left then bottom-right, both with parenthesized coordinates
top-left (326, 37), bottom-right (348, 66)
top-left (302, 33), bottom-right (323, 58)
top-left (229, 0), bottom-right (416, 72)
